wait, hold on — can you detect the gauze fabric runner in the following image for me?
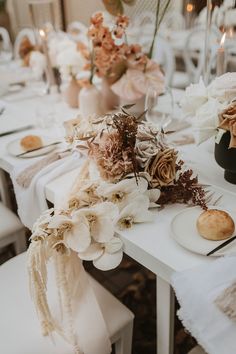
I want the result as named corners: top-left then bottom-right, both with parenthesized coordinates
top-left (171, 256), bottom-right (236, 354)
top-left (10, 152), bottom-right (83, 229)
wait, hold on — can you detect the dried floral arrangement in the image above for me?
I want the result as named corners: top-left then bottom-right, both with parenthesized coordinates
top-left (86, 12), bottom-right (165, 100)
top-left (27, 108), bottom-right (207, 353)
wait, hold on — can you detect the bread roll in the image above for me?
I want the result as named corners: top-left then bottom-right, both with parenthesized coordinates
top-left (20, 135), bottom-right (43, 152)
top-left (197, 209), bottom-right (235, 241)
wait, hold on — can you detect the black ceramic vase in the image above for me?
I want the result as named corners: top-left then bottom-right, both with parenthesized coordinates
top-left (215, 130), bottom-right (236, 184)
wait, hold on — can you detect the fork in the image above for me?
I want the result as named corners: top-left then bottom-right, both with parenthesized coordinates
top-left (205, 190), bottom-right (223, 206)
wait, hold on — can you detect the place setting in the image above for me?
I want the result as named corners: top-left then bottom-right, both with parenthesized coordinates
top-left (0, 1), bottom-right (236, 354)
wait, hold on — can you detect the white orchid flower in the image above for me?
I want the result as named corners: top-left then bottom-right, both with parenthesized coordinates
top-left (47, 212), bottom-right (91, 252)
top-left (78, 236), bottom-right (123, 271)
top-left (146, 189), bottom-right (161, 208)
top-left (77, 202), bottom-right (119, 243)
top-left (116, 195), bottom-right (153, 230)
top-left (96, 177), bottom-right (148, 210)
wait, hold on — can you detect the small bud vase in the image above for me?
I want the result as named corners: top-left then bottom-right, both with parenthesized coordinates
top-left (101, 78), bottom-right (120, 111)
top-left (215, 130), bottom-right (236, 184)
top-left (64, 78), bottom-right (80, 108)
top-left (79, 84), bottom-right (105, 118)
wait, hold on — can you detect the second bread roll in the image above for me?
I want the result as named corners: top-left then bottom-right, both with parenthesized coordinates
top-left (197, 209), bottom-right (235, 241)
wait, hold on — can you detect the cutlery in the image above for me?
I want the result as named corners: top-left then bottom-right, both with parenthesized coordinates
top-left (16, 141), bottom-right (61, 157)
top-left (206, 235), bottom-right (236, 256)
top-left (0, 125), bottom-right (34, 138)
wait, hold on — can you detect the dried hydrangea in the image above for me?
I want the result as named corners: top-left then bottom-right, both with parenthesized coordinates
top-left (89, 131), bottom-right (133, 182)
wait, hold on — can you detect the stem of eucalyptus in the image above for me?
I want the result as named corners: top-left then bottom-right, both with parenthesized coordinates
top-left (148, 0), bottom-right (160, 59)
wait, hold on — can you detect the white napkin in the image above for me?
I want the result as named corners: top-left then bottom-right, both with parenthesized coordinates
top-left (11, 152), bottom-right (83, 230)
top-left (171, 256), bottom-right (236, 354)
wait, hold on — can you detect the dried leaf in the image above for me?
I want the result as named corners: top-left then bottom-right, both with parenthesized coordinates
top-left (122, 103), bottom-right (135, 109)
top-left (79, 136), bottom-right (94, 141)
top-left (76, 145), bottom-right (89, 150)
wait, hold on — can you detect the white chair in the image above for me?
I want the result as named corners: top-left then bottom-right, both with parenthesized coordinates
top-left (0, 203), bottom-right (26, 255)
top-left (152, 36), bottom-right (189, 89)
top-left (183, 26), bottom-right (221, 84)
top-left (0, 169), bottom-right (26, 255)
top-left (152, 37), bottom-right (175, 87)
top-left (188, 345), bottom-right (207, 354)
top-left (0, 27), bottom-right (11, 50)
top-left (0, 27), bottom-right (12, 63)
top-left (14, 28), bottom-right (36, 59)
top-left (0, 252), bottom-right (134, 354)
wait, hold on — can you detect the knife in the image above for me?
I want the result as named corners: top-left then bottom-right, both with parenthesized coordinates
top-left (206, 235), bottom-right (236, 256)
top-left (16, 141), bottom-right (61, 157)
top-left (0, 125), bottom-right (34, 138)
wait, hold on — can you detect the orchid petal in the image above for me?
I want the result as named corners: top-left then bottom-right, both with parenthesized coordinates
top-left (91, 202), bottom-right (119, 220)
top-left (78, 243), bottom-right (103, 261)
top-left (146, 189), bottom-right (161, 203)
top-left (105, 237), bottom-right (123, 254)
top-left (93, 250), bottom-right (123, 271)
top-left (47, 214), bottom-right (71, 228)
top-left (65, 221), bottom-right (91, 252)
top-left (91, 217), bottom-right (115, 243)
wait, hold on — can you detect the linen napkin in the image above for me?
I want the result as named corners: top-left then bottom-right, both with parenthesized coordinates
top-left (11, 151), bottom-right (83, 230)
top-left (171, 256), bottom-right (236, 354)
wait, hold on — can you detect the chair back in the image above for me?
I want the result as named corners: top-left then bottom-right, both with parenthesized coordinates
top-left (0, 27), bottom-right (11, 50)
top-left (183, 26), bottom-right (221, 83)
top-left (14, 28), bottom-right (36, 59)
top-left (0, 170), bottom-right (12, 208)
top-left (152, 36), bottom-right (175, 87)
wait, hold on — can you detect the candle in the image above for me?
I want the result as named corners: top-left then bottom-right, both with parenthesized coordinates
top-left (216, 32), bottom-right (226, 77)
top-left (39, 29), bottom-right (57, 89)
top-left (186, 3), bottom-right (194, 29)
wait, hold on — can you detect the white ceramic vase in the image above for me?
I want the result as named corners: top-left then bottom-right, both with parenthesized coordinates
top-left (64, 78), bottom-right (80, 108)
top-left (78, 85), bottom-right (105, 118)
top-left (101, 78), bottom-right (120, 111)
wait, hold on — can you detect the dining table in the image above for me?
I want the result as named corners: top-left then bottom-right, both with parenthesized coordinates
top-left (0, 79), bottom-right (236, 354)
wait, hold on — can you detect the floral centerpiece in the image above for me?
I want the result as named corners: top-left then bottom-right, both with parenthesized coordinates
top-left (181, 72), bottom-right (236, 183)
top-left (86, 12), bottom-right (165, 109)
top-left (27, 107), bottom-right (207, 353)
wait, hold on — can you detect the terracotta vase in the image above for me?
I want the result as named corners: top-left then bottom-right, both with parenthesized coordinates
top-left (215, 130), bottom-right (236, 184)
top-left (64, 78), bottom-right (80, 108)
top-left (101, 78), bottom-right (120, 111)
top-left (78, 85), bottom-right (105, 118)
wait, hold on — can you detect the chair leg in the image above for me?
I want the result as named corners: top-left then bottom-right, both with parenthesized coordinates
top-left (14, 229), bottom-right (27, 255)
top-left (114, 321), bottom-right (133, 354)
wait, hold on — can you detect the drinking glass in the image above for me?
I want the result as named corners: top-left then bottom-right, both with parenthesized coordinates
top-left (145, 86), bottom-right (174, 131)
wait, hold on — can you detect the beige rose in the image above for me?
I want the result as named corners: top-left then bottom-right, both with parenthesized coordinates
top-left (145, 149), bottom-right (177, 187)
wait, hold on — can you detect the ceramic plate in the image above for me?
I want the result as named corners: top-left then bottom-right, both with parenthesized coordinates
top-left (171, 206), bottom-right (236, 257)
top-left (7, 136), bottom-right (59, 158)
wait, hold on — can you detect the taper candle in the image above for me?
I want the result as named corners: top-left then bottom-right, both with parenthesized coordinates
top-left (39, 29), bottom-right (56, 88)
top-left (217, 32), bottom-right (226, 77)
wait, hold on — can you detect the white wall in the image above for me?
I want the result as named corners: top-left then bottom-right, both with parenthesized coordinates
top-left (64, 0), bottom-right (105, 26)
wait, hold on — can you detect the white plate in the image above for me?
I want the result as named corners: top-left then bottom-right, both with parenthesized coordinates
top-left (7, 136), bottom-right (59, 158)
top-left (171, 206), bottom-right (236, 257)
